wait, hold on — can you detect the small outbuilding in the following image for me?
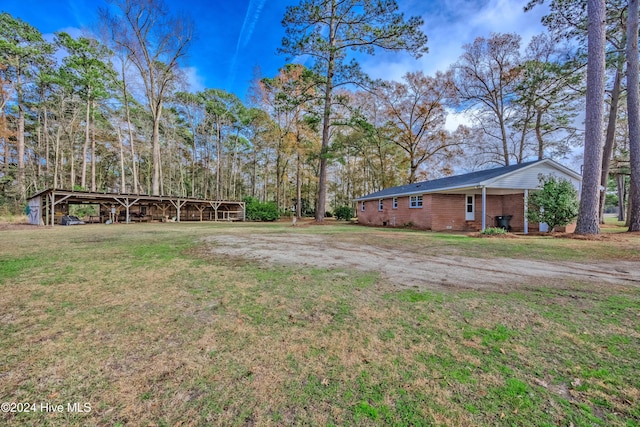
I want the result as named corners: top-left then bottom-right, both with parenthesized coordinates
top-left (355, 159), bottom-right (582, 233)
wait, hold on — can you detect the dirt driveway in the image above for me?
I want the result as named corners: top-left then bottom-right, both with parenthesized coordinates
top-left (205, 233), bottom-right (640, 292)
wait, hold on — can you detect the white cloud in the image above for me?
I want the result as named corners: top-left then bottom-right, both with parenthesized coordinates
top-left (361, 0), bottom-right (550, 80)
top-left (182, 66), bottom-right (206, 92)
top-left (228, 0), bottom-right (267, 89)
top-left (444, 108), bottom-right (474, 132)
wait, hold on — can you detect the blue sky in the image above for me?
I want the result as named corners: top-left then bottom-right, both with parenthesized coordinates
top-left (1, 0), bottom-right (549, 102)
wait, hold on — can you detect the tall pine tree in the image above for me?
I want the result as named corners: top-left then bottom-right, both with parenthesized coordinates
top-left (279, 0), bottom-right (428, 221)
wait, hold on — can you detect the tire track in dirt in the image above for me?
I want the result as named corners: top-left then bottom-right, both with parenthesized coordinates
top-left (205, 234), bottom-right (640, 291)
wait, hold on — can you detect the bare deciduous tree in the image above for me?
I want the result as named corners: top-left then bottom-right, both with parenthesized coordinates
top-left (451, 33), bottom-right (522, 166)
top-left (378, 71), bottom-right (459, 183)
top-left (100, 0), bottom-right (193, 195)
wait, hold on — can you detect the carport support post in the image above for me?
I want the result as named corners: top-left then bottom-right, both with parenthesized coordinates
top-left (481, 186), bottom-right (487, 231)
top-left (125, 197), bottom-right (130, 223)
top-left (524, 189), bottom-right (529, 235)
top-left (48, 191), bottom-right (71, 226)
top-left (170, 199), bottom-right (187, 222)
top-left (114, 197), bottom-right (140, 224)
top-left (49, 191), bottom-right (56, 227)
top-left (210, 201), bottom-right (221, 221)
top-left (49, 191), bottom-right (55, 226)
top-left (195, 204), bottom-right (206, 221)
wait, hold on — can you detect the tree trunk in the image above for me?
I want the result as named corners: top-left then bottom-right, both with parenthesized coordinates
top-left (117, 126), bottom-right (126, 192)
top-left (3, 129), bottom-right (9, 177)
top-left (575, 0), bottom-right (606, 234)
top-left (233, 134), bottom-right (240, 200)
top-left (36, 121), bottom-right (42, 179)
top-left (316, 8), bottom-right (336, 222)
top-left (152, 114), bottom-right (161, 195)
top-left (191, 130), bottom-right (196, 198)
top-left (70, 132), bottom-right (75, 190)
top-left (409, 161), bottom-right (418, 184)
top-left (203, 133), bottom-right (210, 199)
top-left (252, 146), bottom-right (257, 198)
top-left (599, 64), bottom-right (622, 223)
top-left (44, 105), bottom-right (50, 176)
top-left (125, 106), bottom-right (139, 193)
top-left (215, 118), bottom-right (222, 199)
top-left (159, 139), bottom-right (164, 195)
top-left (53, 125), bottom-right (61, 189)
top-left (317, 71), bottom-right (333, 220)
top-left (296, 135), bottom-right (302, 218)
top-left (499, 112), bottom-right (510, 166)
top-left (535, 109), bottom-right (544, 160)
top-left (91, 101), bottom-right (96, 192)
top-left (377, 141), bottom-right (386, 190)
top-left (517, 105), bottom-right (531, 162)
top-left (17, 69), bottom-right (25, 201)
top-left (121, 62), bottom-right (139, 194)
top-left (627, 0), bottom-right (640, 231)
top-left (276, 135), bottom-right (283, 208)
top-left (263, 147), bottom-right (270, 202)
top-left (617, 173), bottom-right (626, 221)
top-left (626, 185), bottom-right (632, 226)
top-left (81, 97), bottom-right (90, 189)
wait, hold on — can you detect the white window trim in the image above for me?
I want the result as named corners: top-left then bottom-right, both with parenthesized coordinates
top-left (378, 199), bottom-right (383, 211)
top-left (392, 197), bottom-right (398, 209)
top-left (465, 194), bottom-right (475, 221)
top-left (361, 201), bottom-right (365, 211)
top-left (409, 195), bottom-right (423, 209)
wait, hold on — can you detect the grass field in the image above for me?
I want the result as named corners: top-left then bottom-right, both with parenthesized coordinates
top-left (1, 221), bottom-right (639, 426)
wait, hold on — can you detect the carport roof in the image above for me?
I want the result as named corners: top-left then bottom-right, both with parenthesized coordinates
top-left (355, 159), bottom-right (581, 201)
top-left (28, 188), bottom-right (243, 205)
top-left (28, 188), bottom-right (246, 226)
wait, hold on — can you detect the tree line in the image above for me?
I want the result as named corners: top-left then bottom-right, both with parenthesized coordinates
top-left (0, 0), bottom-right (638, 233)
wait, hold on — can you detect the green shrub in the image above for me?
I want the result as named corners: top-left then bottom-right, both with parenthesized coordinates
top-left (481, 227), bottom-right (507, 236)
top-left (69, 204), bottom-right (99, 218)
top-left (243, 196), bottom-right (280, 221)
top-left (333, 205), bottom-right (353, 221)
top-left (526, 175), bottom-right (579, 232)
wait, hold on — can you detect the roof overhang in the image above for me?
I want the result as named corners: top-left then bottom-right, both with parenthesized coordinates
top-left (28, 188), bottom-right (244, 205)
top-left (355, 159), bottom-right (582, 202)
top-left (355, 185), bottom-right (529, 201)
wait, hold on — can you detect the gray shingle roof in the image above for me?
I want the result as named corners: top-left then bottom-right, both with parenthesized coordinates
top-left (356, 160), bottom-right (543, 201)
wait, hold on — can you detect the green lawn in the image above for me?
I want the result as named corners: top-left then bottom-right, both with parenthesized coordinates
top-left (1, 222), bottom-right (639, 426)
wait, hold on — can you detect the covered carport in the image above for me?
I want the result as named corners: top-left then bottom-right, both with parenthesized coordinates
top-left (27, 189), bottom-right (245, 226)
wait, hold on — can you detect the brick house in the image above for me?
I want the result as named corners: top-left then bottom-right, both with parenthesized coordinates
top-left (355, 159), bottom-right (582, 233)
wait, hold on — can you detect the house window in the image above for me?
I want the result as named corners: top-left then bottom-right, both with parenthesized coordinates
top-left (378, 200), bottom-right (384, 211)
top-left (410, 195), bottom-right (423, 208)
top-left (465, 194), bottom-right (475, 221)
top-left (361, 201), bottom-right (365, 211)
top-left (392, 197), bottom-right (398, 209)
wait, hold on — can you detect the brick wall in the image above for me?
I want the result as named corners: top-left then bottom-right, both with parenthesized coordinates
top-left (501, 194), bottom-right (525, 231)
top-left (357, 192), bottom-right (575, 233)
top-left (431, 194), bottom-right (467, 230)
top-left (357, 195), bottom-right (432, 228)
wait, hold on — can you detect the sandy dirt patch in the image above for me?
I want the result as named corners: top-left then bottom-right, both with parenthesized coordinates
top-left (205, 233), bottom-right (640, 292)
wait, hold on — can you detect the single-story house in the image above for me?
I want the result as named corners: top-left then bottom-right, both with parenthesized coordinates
top-left (355, 159), bottom-right (582, 233)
